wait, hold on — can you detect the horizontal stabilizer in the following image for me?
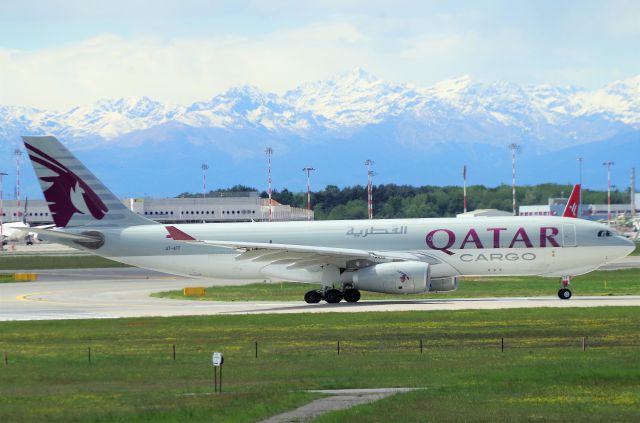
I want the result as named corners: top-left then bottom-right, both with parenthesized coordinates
top-left (25, 227), bottom-right (102, 242)
top-left (28, 227), bottom-right (102, 245)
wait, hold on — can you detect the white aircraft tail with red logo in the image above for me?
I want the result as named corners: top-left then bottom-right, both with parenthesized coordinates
top-left (23, 136), bottom-right (155, 228)
top-left (562, 184), bottom-right (581, 218)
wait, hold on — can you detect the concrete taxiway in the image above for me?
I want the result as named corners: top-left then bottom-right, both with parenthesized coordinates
top-left (1, 264), bottom-right (639, 321)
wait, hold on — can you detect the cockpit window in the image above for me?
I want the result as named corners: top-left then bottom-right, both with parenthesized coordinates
top-left (597, 230), bottom-right (612, 237)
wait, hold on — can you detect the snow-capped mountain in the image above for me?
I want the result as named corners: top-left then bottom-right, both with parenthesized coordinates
top-left (2, 69), bottom-right (639, 197)
top-left (2, 69), bottom-right (639, 147)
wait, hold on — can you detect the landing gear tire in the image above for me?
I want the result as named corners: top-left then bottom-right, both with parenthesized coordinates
top-left (558, 288), bottom-right (572, 300)
top-left (304, 290), bottom-right (322, 304)
top-left (343, 289), bottom-right (361, 303)
top-left (324, 289), bottom-right (343, 304)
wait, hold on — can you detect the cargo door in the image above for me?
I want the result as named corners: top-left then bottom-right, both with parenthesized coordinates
top-left (562, 224), bottom-right (576, 247)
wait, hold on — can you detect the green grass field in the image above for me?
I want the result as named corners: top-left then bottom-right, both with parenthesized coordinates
top-left (1, 308), bottom-right (639, 422)
top-left (0, 255), bottom-right (128, 270)
top-left (153, 268), bottom-right (640, 301)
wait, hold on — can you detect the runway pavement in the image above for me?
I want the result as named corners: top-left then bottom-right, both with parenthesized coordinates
top-left (2, 264), bottom-right (640, 321)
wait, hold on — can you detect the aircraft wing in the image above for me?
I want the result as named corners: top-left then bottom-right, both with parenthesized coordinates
top-left (165, 225), bottom-right (436, 270)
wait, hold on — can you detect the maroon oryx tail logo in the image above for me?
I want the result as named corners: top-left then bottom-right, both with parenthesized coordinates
top-left (398, 271), bottom-right (411, 283)
top-left (25, 143), bottom-right (108, 227)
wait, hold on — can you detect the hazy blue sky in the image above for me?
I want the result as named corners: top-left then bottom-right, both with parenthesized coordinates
top-left (1, 0), bottom-right (638, 109)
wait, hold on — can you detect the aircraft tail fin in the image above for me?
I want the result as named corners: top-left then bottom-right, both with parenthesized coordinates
top-left (562, 184), bottom-right (581, 218)
top-left (22, 136), bottom-right (156, 228)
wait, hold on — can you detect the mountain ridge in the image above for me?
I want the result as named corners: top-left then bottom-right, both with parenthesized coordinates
top-left (2, 69), bottom-right (639, 149)
top-left (2, 69), bottom-right (638, 197)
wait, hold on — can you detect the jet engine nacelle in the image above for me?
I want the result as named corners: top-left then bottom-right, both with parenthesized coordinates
top-left (353, 261), bottom-right (430, 294)
top-left (428, 277), bottom-right (458, 292)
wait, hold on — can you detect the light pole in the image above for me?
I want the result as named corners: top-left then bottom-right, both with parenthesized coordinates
top-left (365, 160), bottom-right (374, 220)
top-left (463, 165), bottom-right (468, 213)
top-left (0, 172), bottom-right (7, 251)
top-left (302, 167), bottom-right (315, 220)
top-left (577, 157), bottom-right (583, 217)
top-left (508, 144), bottom-right (520, 216)
top-left (14, 149), bottom-right (22, 219)
top-left (603, 161), bottom-right (615, 226)
top-left (265, 147), bottom-right (273, 222)
top-left (631, 167), bottom-right (636, 220)
top-left (201, 164), bottom-right (208, 199)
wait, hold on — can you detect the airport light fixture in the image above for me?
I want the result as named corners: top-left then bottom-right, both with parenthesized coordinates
top-left (302, 167), bottom-right (315, 220)
top-left (201, 164), bottom-right (209, 199)
top-left (508, 143), bottom-right (521, 216)
top-left (265, 147), bottom-right (274, 222)
top-left (603, 161), bottom-right (615, 226)
top-left (365, 160), bottom-right (374, 220)
top-left (0, 171), bottom-right (7, 251)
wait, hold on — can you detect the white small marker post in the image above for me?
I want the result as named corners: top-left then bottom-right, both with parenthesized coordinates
top-left (212, 352), bottom-right (224, 393)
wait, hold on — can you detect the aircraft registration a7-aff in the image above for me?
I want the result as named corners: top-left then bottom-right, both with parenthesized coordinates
top-left (23, 136), bottom-right (635, 303)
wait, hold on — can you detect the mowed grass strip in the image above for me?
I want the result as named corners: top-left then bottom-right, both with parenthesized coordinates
top-left (1, 308), bottom-right (639, 422)
top-left (0, 255), bottom-right (129, 270)
top-left (153, 268), bottom-right (640, 301)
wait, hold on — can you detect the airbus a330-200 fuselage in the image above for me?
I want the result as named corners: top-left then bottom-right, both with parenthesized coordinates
top-left (22, 136), bottom-right (635, 304)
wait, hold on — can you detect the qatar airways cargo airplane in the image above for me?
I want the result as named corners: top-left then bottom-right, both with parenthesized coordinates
top-left (23, 136), bottom-right (635, 303)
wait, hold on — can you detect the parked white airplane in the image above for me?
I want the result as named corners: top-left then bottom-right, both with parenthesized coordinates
top-left (23, 136), bottom-right (635, 303)
top-left (1, 200), bottom-right (43, 245)
top-left (1, 221), bottom-right (31, 243)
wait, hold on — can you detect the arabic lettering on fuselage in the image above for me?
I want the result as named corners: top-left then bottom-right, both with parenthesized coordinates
top-left (346, 225), bottom-right (408, 237)
top-left (425, 226), bottom-right (561, 256)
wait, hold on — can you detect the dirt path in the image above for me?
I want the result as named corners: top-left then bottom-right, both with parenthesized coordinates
top-left (259, 388), bottom-right (419, 423)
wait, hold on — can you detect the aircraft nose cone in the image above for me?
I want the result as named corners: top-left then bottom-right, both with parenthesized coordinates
top-left (617, 236), bottom-right (636, 256)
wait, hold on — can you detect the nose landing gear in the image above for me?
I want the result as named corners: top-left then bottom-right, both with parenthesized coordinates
top-left (558, 276), bottom-right (572, 300)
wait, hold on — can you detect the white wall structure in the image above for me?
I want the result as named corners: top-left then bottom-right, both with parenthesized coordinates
top-left (1, 192), bottom-right (312, 225)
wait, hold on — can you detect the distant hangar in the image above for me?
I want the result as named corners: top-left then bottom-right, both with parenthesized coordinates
top-left (2, 191), bottom-right (312, 225)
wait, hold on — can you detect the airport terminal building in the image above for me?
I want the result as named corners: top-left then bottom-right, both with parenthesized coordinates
top-left (519, 194), bottom-right (640, 220)
top-left (1, 191), bottom-right (312, 225)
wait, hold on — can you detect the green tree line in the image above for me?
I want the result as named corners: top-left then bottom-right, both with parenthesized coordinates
top-left (177, 183), bottom-right (630, 220)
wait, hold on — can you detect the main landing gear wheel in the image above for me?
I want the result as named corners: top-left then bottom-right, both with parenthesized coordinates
top-left (324, 289), bottom-right (343, 304)
top-left (558, 288), bottom-right (572, 300)
top-left (343, 289), bottom-right (361, 303)
top-left (304, 290), bottom-right (322, 304)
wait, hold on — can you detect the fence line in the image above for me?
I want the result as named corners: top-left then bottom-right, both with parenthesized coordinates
top-left (2, 335), bottom-right (639, 366)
